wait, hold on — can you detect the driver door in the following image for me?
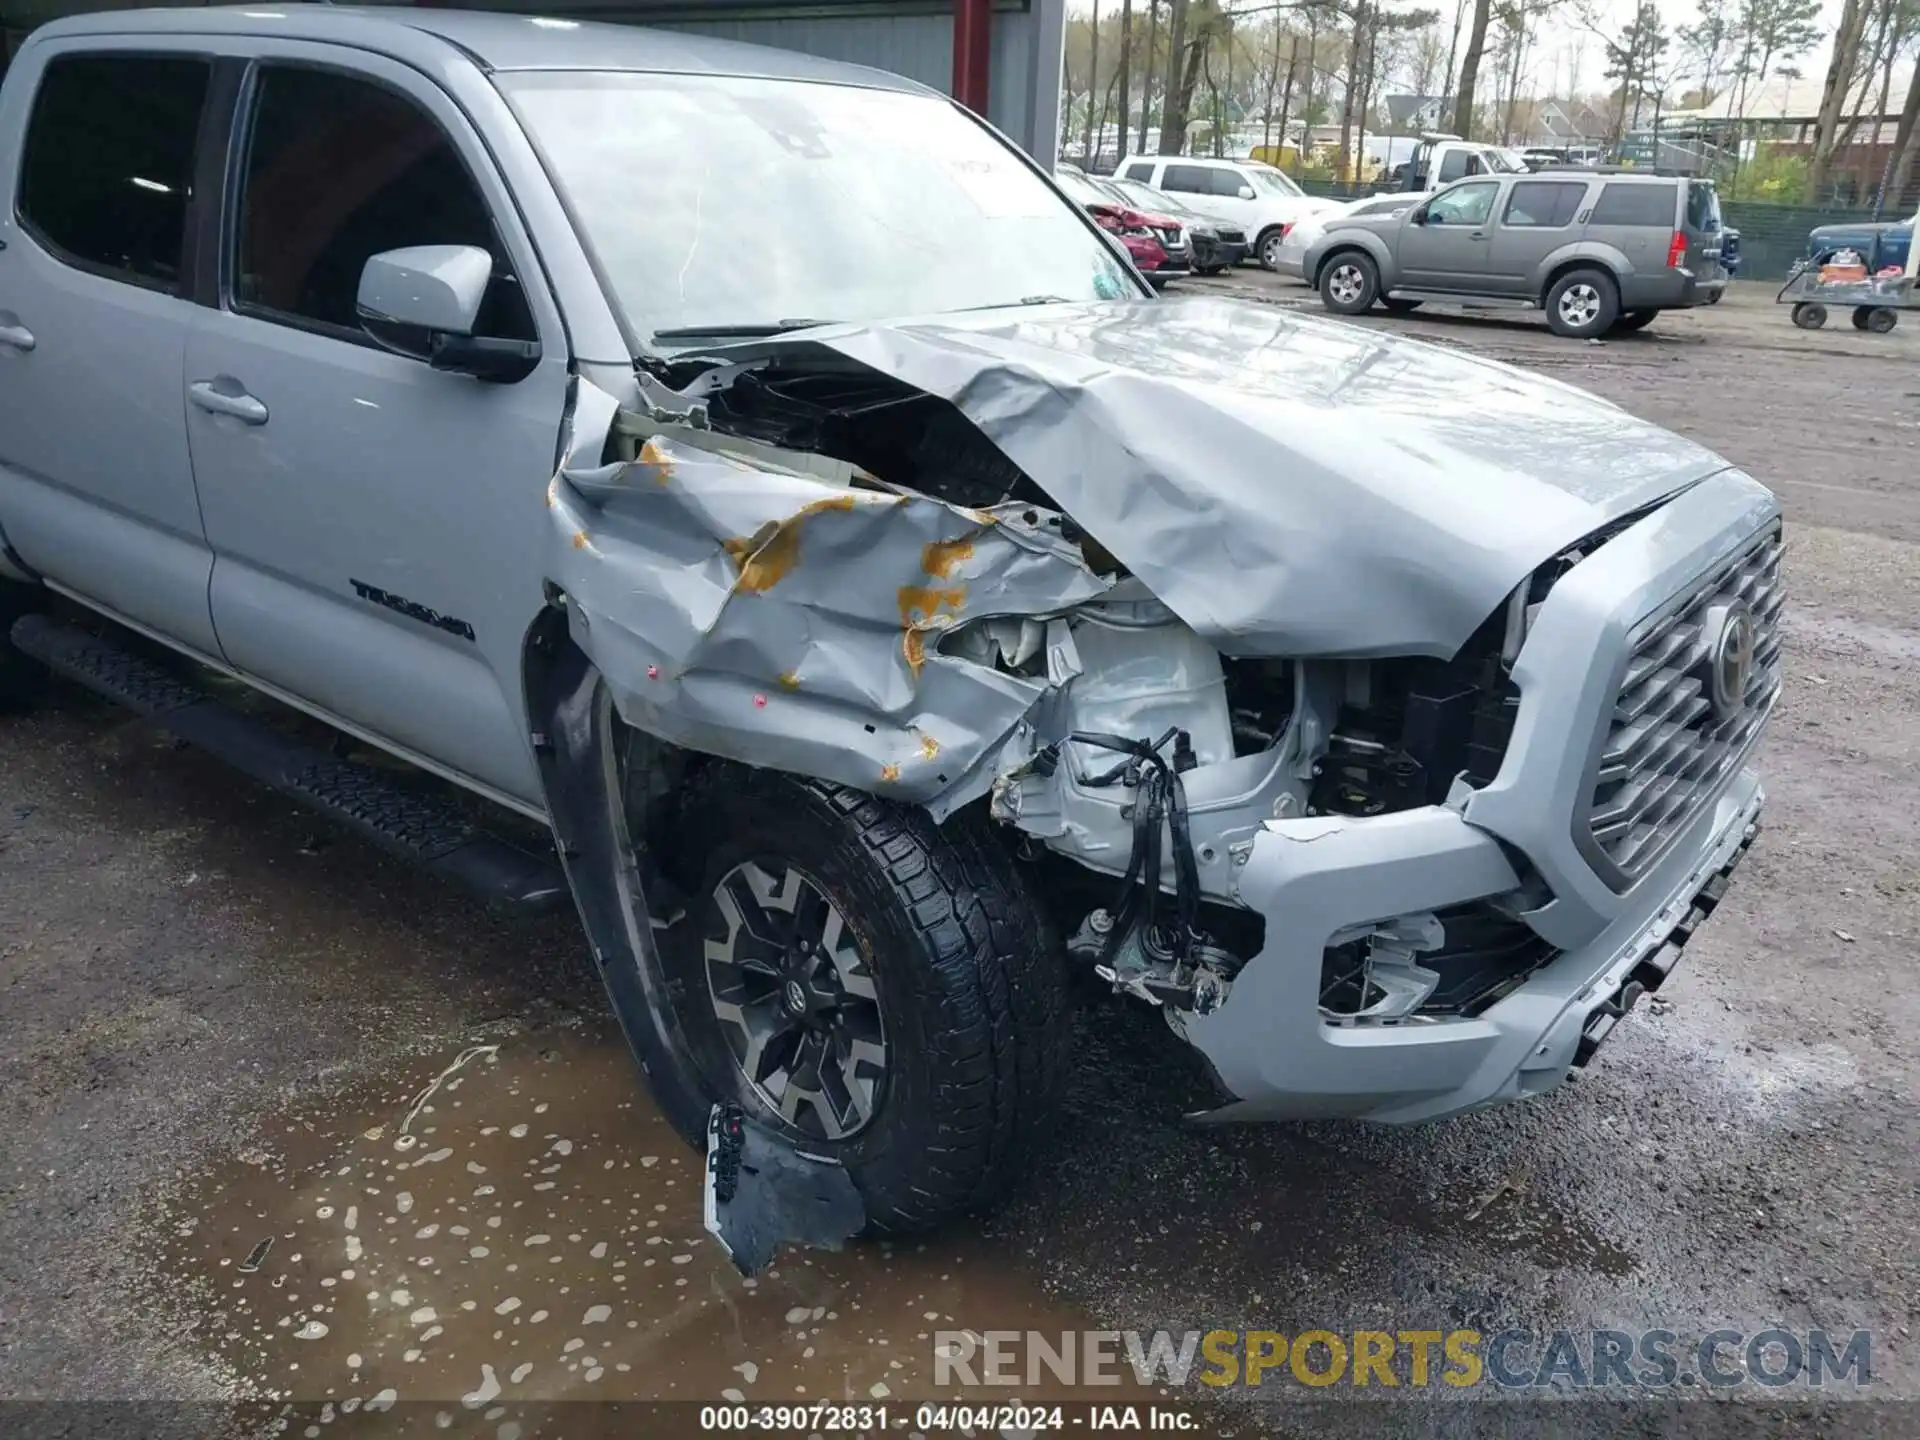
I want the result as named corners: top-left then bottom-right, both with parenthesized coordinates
top-left (185, 48), bottom-right (571, 806)
top-left (1397, 180), bottom-right (1502, 291)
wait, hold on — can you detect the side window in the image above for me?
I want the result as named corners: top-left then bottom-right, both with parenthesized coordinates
top-left (1122, 162), bottom-right (1157, 183)
top-left (1589, 183), bottom-right (1678, 227)
top-left (1162, 164), bottom-right (1212, 194)
top-left (233, 65), bottom-right (534, 342)
top-left (1426, 181), bottom-right (1498, 227)
top-left (1685, 181), bottom-right (1721, 232)
top-left (1209, 167), bottom-right (1250, 196)
top-left (1436, 148), bottom-right (1471, 184)
top-left (18, 54), bottom-right (210, 292)
top-left (1503, 181), bottom-right (1588, 228)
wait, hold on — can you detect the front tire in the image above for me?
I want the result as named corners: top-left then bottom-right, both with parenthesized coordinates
top-left (1545, 268), bottom-right (1619, 338)
top-left (1256, 226), bottom-right (1289, 271)
top-left (1319, 251), bottom-right (1379, 314)
top-left (657, 763), bottom-right (1067, 1233)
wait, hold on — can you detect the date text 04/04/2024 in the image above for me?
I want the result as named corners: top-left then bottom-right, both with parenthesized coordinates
top-left (697, 1403), bottom-right (1201, 1431)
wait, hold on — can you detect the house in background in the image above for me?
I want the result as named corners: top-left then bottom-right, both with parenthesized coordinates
top-left (1382, 93), bottom-right (1451, 134)
top-left (1666, 64), bottom-right (1918, 206)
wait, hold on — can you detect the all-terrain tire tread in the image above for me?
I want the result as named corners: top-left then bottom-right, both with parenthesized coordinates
top-left (672, 765), bottom-right (1066, 1233)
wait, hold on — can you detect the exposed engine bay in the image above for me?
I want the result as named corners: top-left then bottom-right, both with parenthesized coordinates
top-left (549, 334), bottom-right (1625, 1032)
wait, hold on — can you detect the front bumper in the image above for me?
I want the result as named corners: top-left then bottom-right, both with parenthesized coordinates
top-left (1178, 468), bottom-right (1781, 1124)
top-left (1196, 237), bottom-right (1250, 270)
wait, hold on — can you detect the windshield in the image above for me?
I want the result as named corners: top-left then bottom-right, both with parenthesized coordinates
top-left (1244, 164), bottom-right (1304, 198)
top-left (1053, 169), bottom-right (1115, 208)
top-left (1482, 147), bottom-right (1525, 174)
top-left (1111, 179), bottom-right (1188, 216)
top-left (500, 71), bottom-right (1140, 346)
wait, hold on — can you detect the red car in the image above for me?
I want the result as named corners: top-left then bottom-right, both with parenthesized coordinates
top-left (1053, 167), bottom-right (1192, 286)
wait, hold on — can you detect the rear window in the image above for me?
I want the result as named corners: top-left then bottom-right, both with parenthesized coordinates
top-left (18, 53), bottom-right (210, 292)
top-left (1589, 182), bottom-right (1678, 227)
top-left (1685, 181), bottom-right (1721, 232)
top-left (1503, 180), bottom-right (1587, 228)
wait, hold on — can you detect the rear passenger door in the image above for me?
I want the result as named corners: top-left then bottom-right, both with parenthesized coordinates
top-left (1161, 162), bottom-right (1241, 225)
top-left (1582, 180), bottom-right (1680, 274)
top-left (0, 44), bottom-right (223, 657)
top-left (1488, 178), bottom-right (1591, 295)
top-left (184, 51), bottom-right (572, 806)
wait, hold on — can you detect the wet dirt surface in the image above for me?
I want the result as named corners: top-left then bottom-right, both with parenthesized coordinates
top-left (151, 1029), bottom-right (1145, 1433)
top-left (3, 280), bottom-right (1918, 1437)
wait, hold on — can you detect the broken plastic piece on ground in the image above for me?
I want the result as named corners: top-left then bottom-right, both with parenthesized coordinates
top-left (237, 1236), bottom-right (273, 1274)
top-left (702, 1103), bottom-right (864, 1277)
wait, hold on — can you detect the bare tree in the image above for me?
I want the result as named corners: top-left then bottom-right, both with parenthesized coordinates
top-left (1337, 0), bottom-right (1370, 175)
top-left (1139, 0), bottom-right (1161, 150)
top-left (1276, 29), bottom-right (1302, 157)
top-left (1888, 57), bottom-right (1920, 206)
top-left (1158, 0), bottom-right (1234, 152)
top-left (1083, 0), bottom-right (1102, 161)
top-left (1117, 0), bottom-right (1136, 156)
top-left (1452, 0), bottom-right (1494, 136)
top-left (1806, 0), bottom-right (1870, 197)
top-left (1677, 0), bottom-right (1736, 105)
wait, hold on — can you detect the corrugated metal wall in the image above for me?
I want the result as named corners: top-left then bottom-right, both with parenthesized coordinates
top-left (645, 4), bottom-right (1062, 167)
top-left (0, 0), bottom-right (1066, 167)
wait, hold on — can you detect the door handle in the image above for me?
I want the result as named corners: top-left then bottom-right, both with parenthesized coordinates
top-left (0, 321), bottom-right (33, 352)
top-left (1469, 230), bottom-right (1488, 239)
top-left (189, 379), bottom-right (269, 426)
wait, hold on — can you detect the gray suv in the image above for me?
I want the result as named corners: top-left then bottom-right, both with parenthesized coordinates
top-left (1304, 172), bottom-right (1728, 338)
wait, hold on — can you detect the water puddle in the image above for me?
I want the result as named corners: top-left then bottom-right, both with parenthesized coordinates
top-left (144, 1023), bottom-right (1178, 1432)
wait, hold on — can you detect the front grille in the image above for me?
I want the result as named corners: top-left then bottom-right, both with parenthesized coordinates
top-left (1216, 227), bottom-right (1247, 244)
top-left (1155, 227), bottom-right (1184, 247)
top-left (1582, 522), bottom-right (1783, 886)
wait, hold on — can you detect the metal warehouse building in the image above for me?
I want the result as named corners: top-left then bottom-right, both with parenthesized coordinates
top-left (0, 0), bottom-right (1066, 167)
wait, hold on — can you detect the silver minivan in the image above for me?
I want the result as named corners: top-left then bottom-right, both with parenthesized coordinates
top-left (1302, 172), bottom-right (1728, 338)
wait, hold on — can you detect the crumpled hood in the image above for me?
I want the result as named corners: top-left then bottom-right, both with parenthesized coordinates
top-left (804, 295), bottom-right (1733, 658)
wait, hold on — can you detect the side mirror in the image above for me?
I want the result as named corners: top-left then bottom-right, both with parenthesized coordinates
top-left (1236, 184), bottom-right (1256, 200)
top-left (1410, 206), bottom-right (1429, 225)
top-left (356, 245), bottom-right (540, 384)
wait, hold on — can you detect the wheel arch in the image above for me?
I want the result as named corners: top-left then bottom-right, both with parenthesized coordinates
top-left (1309, 238), bottom-right (1384, 289)
top-left (519, 599), bottom-right (714, 1142)
top-left (1538, 247), bottom-right (1625, 307)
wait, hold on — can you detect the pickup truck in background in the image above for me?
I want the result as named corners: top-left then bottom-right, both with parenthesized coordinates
top-left (0, 7), bottom-right (1782, 1273)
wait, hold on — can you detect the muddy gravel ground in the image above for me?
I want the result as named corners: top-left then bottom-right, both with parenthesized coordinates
top-left (2, 281), bottom-right (1916, 1439)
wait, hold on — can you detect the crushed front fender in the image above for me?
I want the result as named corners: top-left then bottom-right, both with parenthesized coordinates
top-left (546, 431), bottom-right (1109, 814)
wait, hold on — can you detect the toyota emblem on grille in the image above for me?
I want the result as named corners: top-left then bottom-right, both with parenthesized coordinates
top-left (1707, 604), bottom-right (1756, 718)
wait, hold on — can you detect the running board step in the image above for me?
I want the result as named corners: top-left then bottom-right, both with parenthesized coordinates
top-left (11, 613), bottom-right (568, 913)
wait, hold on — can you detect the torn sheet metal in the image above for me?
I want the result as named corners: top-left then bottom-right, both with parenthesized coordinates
top-left (711, 296), bottom-right (1729, 660)
top-left (548, 431), bottom-right (1108, 814)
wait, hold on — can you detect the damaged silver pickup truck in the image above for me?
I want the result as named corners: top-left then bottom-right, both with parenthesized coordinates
top-left (0, 9), bottom-right (1780, 1268)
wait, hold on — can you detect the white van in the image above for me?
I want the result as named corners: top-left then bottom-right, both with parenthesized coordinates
top-left (1115, 154), bottom-right (1338, 270)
